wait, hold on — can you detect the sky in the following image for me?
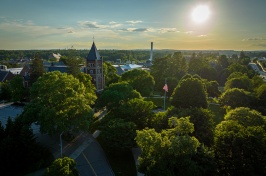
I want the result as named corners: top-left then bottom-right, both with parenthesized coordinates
top-left (1, 0), bottom-right (266, 51)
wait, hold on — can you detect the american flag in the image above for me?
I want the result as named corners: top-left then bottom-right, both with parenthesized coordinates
top-left (163, 84), bottom-right (168, 92)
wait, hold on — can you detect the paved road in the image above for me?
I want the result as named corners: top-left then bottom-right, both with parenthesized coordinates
top-left (75, 136), bottom-right (115, 176)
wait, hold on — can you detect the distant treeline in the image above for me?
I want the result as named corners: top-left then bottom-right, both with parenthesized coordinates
top-left (0, 49), bottom-right (173, 63)
top-left (1, 49), bottom-right (266, 63)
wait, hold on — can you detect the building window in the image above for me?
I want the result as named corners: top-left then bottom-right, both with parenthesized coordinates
top-left (90, 70), bottom-right (94, 74)
top-left (88, 63), bottom-right (95, 67)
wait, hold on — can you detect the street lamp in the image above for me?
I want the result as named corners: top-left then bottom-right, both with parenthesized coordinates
top-left (60, 131), bottom-right (64, 157)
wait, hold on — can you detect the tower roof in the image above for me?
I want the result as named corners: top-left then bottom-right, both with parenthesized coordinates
top-left (87, 42), bottom-right (101, 61)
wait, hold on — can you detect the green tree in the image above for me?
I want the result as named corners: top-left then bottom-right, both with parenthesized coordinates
top-left (217, 55), bottom-right (229, 69)
top-left (136, 117), bottom-right (216, 176)
top-left (227, 63), bottom-right (249, 75)
top-left (44, 157), bottom-right (78, 176)
top-left (231, 54), bottom-right (238, 61)
top-left (0, 116), bottom-right (53, 175)
top-left (0, 121), bottom-right (4, 141)
top-left (205, 80), bottom-right (221, 97)
top-left (177, 108), bottom-right (215, 147)
top-left (9, 75), bottom-right (26, 102)
top-left (252, 75), bottom-right (264, 91)
top-left (239, 50), bottom-right (246, 59)
top-left (198, 66), bottom-right (218, 81)
top-left (171, 77), bottom-right (208, 108)
top-left (224, 75), bottom-right (253, 91)
top-left (120, 69), bottom-right (155, 97)
top-left (151, 56), bottom-right (168, 92)
top-left (23, 71), bottom-right (96, 134)
top-left (116, 98), bottom-right (155, 129)
top-left (30, 56), bottom-right (45, 85)
top-left (75, 72), bottom-right (96, 94)
top-left (226, 72), bottom-right (245, 81)
top-left (168, 52), bottom-right (188, 79)
top-left (100, 118), bottom-right (136, 151)
top-left (151, 53), bottom-right (187, 94)
top-left (65, 57), bottom-right (81, 77)
top-left (188, 53), bottom-right (213, 80)
top-left (95, 82), bottom-right (142, 110)
top-left (103, 62), bottom-right (120, 86)
top-left (0, 81), bottom-right (12, 101)
top-left (214, 107), bottom-right (266, 175)
top-left (255, 84), bottom-right (266, 114)
top-left (219, 88), bottom-right (254, 109)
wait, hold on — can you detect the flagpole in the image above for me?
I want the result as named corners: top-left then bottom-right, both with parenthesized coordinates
top-left (164, 78), bottom-right (166, 110)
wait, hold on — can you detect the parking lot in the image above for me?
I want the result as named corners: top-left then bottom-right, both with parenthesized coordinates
top-left (0, 103), bottom-right (24, 127)
top-left (0, 103), bottom-right (40, 133)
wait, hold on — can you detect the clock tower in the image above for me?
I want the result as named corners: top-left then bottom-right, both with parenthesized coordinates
top-left (85, 41), bottom-right (104, 91)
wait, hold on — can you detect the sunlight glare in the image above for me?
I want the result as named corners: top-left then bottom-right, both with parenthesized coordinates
top-left (191, 5), bottom-right (210, 23)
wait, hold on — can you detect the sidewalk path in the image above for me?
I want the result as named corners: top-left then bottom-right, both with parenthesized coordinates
top-left (132, 148), bottom-right (145, 176)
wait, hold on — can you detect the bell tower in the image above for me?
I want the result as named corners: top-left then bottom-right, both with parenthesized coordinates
top-left (85, 41), bottom-right (104, 91)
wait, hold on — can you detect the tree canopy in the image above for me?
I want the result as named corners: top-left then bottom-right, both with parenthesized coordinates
top-left (23, 71), bottom-right (96, 134)
top-left (104, 62), bottom-right (120, 86)
top-left (100, 118), bottom-right (137, 151)
top-left (29, 55), bottom-right (45, 85)
top-left (135, 117), bottom-right (216, 176)
top-left (44, 157), bottom-right (79, 176)
top-left (115, 98), bottom-right (155, 129)
top-left (224, 74), bottom-right (253, 91)
top-left (95, 82), bottom-right (142, 110)
top-left (0, 117), bottom-right (53, 175)
top-left (171, 77), bottom-right (208, 109)
top-left (219, 88), bottom-right (254, 109)
top-left (151, 52), bottom-right (187, 94)
top-left (9, 75), bottom-right (27, 102)
top-left (177, 107), bottom-right (215, 147)
top-left (0, 81), bottom-right (11, 101)
top-left (214, 107), bottom-right (266, 175)
top-left (120, 69), bottom-right (155, 97)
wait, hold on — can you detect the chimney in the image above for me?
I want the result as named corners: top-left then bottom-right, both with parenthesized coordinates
top-left (150, 42), bottom-right (153, 61)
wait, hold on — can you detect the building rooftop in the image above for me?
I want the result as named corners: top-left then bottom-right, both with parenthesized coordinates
top-left (87, 42), bottom-right (101, 61)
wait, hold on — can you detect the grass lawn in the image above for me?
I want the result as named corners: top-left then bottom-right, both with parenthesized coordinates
top-left (145, 97), bottom-right (171, 109)
top-left (97, 137), bottom-right (137, 176)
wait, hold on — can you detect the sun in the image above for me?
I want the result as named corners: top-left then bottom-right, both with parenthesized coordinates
top-left (191, 5), bottom-right (210, 23)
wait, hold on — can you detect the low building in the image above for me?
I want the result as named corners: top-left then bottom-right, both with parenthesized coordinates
top-left (0, 70), bottom-right (14, 82)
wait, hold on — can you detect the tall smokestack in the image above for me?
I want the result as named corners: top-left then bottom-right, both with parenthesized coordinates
top-left (150, 42), bottom-right (153, 61)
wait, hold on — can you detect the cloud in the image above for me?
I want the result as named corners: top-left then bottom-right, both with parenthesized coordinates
top-left (126, 20), bottom-right (143, 24)
top-left (242, 37), bottom-right (266, 41)
top-left (109, 21), bottom-right (117, 24)
top-left (185, 31), bottom-right (193, 34)
top-left (198, 34), bottom-right (207, 37)
top-left (78, 21), bottom-right (107, 29)
top-left (57, 27), bottom-right (68, 30)
top-left (68, 30), bottom-right (74, 33)
top-left (108, 21), bottom-right (122, 28)
top-left (132, 28), bottom-right (150, 32)
top-left (0, 20), bottom-right (64, 37)
top-left (118, 28), bottom-right (153, 32)
top-left (159, 28), bottom-right (179, 33)
top-left (253, 43), bottom-right (266, 47)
